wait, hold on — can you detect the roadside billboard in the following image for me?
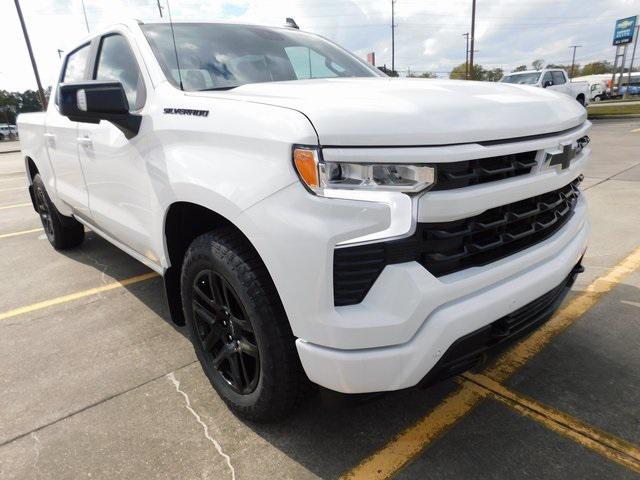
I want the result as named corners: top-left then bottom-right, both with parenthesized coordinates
top-left (613, 16), bottom-right (637, 45)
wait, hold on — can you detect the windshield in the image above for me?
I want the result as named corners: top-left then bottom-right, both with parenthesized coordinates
top-left (141, 23), bottom-right (380, 91)
top-left (501, 72), bottom-right (541, 85)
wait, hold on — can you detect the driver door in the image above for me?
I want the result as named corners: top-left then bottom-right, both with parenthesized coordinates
top-left (77, 32), bottom-right (153, 258)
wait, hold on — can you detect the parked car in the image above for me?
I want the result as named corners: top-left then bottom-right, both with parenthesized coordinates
top-left (18, 20), bottom-right (591, 421)
top-left (0, 124), bottom-right (18, 140)
top-left (500, 68), bottom-right (590, 106)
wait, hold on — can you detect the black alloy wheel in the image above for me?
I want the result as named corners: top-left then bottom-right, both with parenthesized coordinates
top-left (191, 269), bottom-right (260, 394)
top-left (34, 183), bottom-right (55, 242)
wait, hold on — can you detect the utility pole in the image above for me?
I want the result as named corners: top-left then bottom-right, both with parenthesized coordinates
top-left (14, 0), bottom-right (47, 110)
top-left (156, 0), bottom-right (164, 18)
top-left (391, 0), bottom-right (396, 74)
top-left (57, 49), bottom-right (64, 59)
top-left (569, 45), bottom-right (581, 78)
top-left (469, 0), bottom-right (476, 79)
top-left (462, 33), bottom-right (470, 79)
top-left (624, 26), bottom-right (639, 99)
top-left (81, 0), bottom-right (89, 32)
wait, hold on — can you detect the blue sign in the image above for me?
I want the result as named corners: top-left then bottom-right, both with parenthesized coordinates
top-left (613, 16), bottom-right (637, 46)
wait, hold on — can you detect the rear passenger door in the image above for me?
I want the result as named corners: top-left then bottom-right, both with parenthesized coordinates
top-left (45, 43), bottom-right (92, 216)
top-left (77, 32), bottom-right (153, 258)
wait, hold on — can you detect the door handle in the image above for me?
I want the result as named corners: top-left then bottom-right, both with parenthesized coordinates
top-left (77, 136), bottom-right (92, 147)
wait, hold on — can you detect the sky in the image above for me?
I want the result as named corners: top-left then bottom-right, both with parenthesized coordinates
top-left (1, 0), bottom-right (640, 91)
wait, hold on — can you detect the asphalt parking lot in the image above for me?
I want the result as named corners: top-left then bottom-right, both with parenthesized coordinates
top-left (0, 118), bottom-right (639, 480)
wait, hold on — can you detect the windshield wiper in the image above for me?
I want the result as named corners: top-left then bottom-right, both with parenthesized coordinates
top-left (198, 86), bottom-right (239, 91)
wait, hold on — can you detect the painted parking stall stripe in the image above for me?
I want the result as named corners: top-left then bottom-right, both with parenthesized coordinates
top-left (0, 272), bottom-right (160, 321)
top-left (0, 227), bottom-right (43, 239)
top-left (341, 246), bottom-right (640, 480)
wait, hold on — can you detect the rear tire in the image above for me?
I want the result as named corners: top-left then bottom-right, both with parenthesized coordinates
top-left (32, 174), bottom-right (84, 250)
top-left (180, 228), bottom-right (309, 422)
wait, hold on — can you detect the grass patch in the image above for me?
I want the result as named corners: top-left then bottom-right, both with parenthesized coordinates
top-left (588, 103), bottom-right (640, 117)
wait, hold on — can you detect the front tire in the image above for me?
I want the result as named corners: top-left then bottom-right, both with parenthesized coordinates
top-left (181, 229), bottom-right (308, 421)
top-left (32, 174), bottom-right (84, 250)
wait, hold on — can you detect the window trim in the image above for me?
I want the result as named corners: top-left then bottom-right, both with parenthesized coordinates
top-left (93, 32), bottom-right (147, 112)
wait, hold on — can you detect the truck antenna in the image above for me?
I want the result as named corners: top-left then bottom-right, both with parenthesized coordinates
top-left (166, 0), bottom-right (184, 90)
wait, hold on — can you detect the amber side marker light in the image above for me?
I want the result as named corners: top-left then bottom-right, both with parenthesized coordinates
top-left (293, 148), bottom-right (319, 189)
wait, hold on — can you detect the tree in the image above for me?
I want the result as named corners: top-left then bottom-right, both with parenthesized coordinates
top-left (449, 63), bottom-right (502, 81)
top-left (532, 59), bottom-right (545, 70)
top-left (513, 65), bottom-right (528, 72)
top-left (408, 71), bottom-right (436, 78)
top-left (484, 68), bottom-right (504, 82)
top-left (449, 63), bottom-right (484, 80)
top-left (580, 61), bottom-right (613, 76)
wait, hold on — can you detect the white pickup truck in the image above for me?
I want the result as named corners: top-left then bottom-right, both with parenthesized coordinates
top-left (18, 20), bottom-right (591, 421)
top-left (501, 68), bottom-right (590, 106)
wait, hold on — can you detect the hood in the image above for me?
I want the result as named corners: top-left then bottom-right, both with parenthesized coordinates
top-left (194, 77), bottom-right (587, 146)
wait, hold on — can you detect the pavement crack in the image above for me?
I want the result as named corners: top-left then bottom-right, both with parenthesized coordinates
top-left (167, 372), bottom-right (236, 480)
top-left (31, 432), bottom-right (41, 480)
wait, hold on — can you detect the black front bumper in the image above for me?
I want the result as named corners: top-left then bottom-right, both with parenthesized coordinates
top-left (419, 259), bottom-right (584, 387)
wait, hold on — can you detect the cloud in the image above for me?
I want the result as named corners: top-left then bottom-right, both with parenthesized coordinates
top-left (1, 0), bottom-right (638, 91)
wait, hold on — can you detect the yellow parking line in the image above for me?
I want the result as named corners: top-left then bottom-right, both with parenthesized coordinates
top-left (631, 128), bottom-right (640, 133)
top-left (0, 272), bottom-right (160, 321)
top-left (463, 373), bottom-right (640, 474)
top-left (0, 227), bottom-right (43, 239)
top-left (0, 202), bottom-right (31, 210)
top-left (341, 246), bottom-right (640, 480)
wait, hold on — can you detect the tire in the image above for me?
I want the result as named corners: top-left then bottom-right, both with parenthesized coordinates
top-left (180, 228), bottom-right (309, 421)
top-left (594, 95), bottom-right (602, 102)
top-left (576, 95), bottom-right (585, 106)
top-left (32, 174), bottom-right (84, 250)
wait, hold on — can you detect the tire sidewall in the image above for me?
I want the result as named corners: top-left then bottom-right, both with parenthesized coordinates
top-left (33, 174), bottom-right (57, 244)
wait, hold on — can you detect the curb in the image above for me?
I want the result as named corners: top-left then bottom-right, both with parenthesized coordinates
top-left (588, 114), bottom-right (640, 120)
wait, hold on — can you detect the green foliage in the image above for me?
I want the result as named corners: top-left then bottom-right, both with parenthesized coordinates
top-left (531, 59), bottom-right (545, 70)
top-left (580, 61), bottom-right (614, 76)
top-left (378, 65), bottom-right (399, 77)
top-left (407, 71), bottom-right (437, 78)
top-left (513, 65), bottom-right (528, 72)
top-left (449, 63), bottom-right (503, 81)
top-left (0, 89), bottom-right (45, 123)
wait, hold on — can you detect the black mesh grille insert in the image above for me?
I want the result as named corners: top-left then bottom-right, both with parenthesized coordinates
top-left (432, 151), bottom-right (538, 191)
top-left (333, 177), bottom-right (582, 306)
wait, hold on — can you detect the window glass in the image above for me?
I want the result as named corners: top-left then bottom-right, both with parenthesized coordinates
top-left (63, 44), bottom-right (90, 82)
top-left (551, 71), bottom-right (566, 85)
top-left (95, 34), bottom-right (145, 110)
top-left (542, 72), bottom-right (553, 85)
top-left (500, 72), bottom-right (540, 85)
top-left (141, 23), bottom-right (378, 91)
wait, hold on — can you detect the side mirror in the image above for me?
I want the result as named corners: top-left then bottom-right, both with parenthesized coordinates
top-left (543, 80), bottom-right (553, 88)
top-left (58, 81), bottom-right (141, 139)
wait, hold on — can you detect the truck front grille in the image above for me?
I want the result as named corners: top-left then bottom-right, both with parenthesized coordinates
top-left (432, 151), bottom-right (537, 191)
top-left (333, 177), bottom-right (582, 306)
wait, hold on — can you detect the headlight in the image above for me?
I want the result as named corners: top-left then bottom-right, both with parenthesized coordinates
top-left (293, 147), bottom-right (435, 197)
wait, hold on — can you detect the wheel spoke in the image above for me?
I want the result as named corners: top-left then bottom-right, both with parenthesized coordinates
top-left (228, 353), bottom-right (243, 389)
top-left (210, 272), bottom-right (227, 307)
top-left (238, 338), bottom-right (258, 358)
top-left (193, 283), bottom-right (215, 308)
top-left (238, 353), bottom-right (251, 388)
top-left (211, 344), bottom-right (233, 368)
top-left (193, 301), bottom-right (216, 327)
top-left (202, 323), bottom-right (224, 352)
top-left (230, 314), bottom-right (253, 333)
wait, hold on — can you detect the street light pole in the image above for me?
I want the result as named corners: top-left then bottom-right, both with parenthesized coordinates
top-left (469, 0), bottom-right (476, 79)
top-left (391, 0), bottom-right (396, 74)
top-left (156, 0), bottom-right (164, 18)
top-left (81, 0), bottom-right (89, 32)
top-left (462, 33), bottom-right (469, 79)
top-left (569, 45), bottom-right (581, 78)
top-left (13, 0), bottom-right (47, 110)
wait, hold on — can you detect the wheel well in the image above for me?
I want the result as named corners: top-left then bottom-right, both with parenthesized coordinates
top-left (163, 202), bottom-right (247, 325)
top-left (577, 93), bottom-right (585, 102)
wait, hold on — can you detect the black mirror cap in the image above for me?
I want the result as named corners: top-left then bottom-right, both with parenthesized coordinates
top-left (58, 81), bottom-right (141, 139)
top-left (543, 80), bottom-right (553, 88)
